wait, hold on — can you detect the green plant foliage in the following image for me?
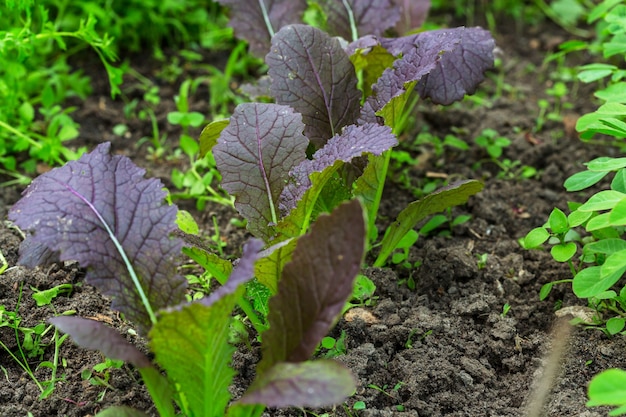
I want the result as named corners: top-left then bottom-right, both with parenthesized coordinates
top-left (587, 369), bottom-right (626, 415)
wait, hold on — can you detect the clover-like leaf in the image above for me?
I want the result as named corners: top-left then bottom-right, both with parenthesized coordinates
top-left (213, 103), bottom-right (309, 241)
top-left (267, 24), bottom-right (361, 148)
top-left (9, 142), bottom-right (186, 333)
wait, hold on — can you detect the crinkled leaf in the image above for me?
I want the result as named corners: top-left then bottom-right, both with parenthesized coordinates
top-left (374, 180), bottom-right (484, 267)
top-left (316, 0), bottom-right (401, 41)
top-left (365, 27), bottom-right (495, 112)
top-left (9, 142), bottom-right (186, 333)
top-left (239, 360), bottom-right (355, 408)
top-left (50, 316), bottom-right (150, 368)
top-left (213, 103), bottom-right (308, 241)
top-left (217, 0), bottom-right (307, 57)
top-left (150, 239), bottom-right (262, 417)
top-left (279, 123), bottom-right (397, 214)
top-left (267, 24), bottom-right (361, 148)
top-left (259, 200), bottom-right (365, 373)
top-left (392, 0), bottom-right (431, 35)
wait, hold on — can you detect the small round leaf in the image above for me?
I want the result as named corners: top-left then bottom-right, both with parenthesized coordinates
top-left (551, 242), bottom-right (577, 262)
top-left (524, 228), bottom-right (550, 248)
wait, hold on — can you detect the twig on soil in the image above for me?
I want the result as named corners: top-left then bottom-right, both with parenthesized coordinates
top-left (525, 317), bottom-right (573, 417)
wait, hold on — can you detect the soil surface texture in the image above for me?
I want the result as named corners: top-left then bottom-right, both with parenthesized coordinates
top-left (2, 13), bottom-right (625, 417)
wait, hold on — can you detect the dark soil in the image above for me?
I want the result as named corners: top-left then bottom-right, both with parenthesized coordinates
top-left (2, 14), bottom-right (626, 417)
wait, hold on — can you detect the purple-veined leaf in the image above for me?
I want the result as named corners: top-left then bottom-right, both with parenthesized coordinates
top-left (258, 199), bottom-right (366, 373)
top-left (9, 143), bottom-right (186, 333)
top-left (392, 0), bottom-right (431, 35)
top-left (267, 24), bottom-right (361, 148)
top-left (279, 123), bottom-right (397, 214)
top-left (362, 27), bottom-right (495, 121)
top-left (213, 103), bottom-right (308, 241)
top-left (239, 360), bottom-right (355, 408)
top-left (150, 239), bottom-right (263, 417)
top-left (317, 0), bottom-right (401, 41)
top-left (50, 316), bottom-right (150, 368)
top-left (217, 0), bottom-right (307, 57)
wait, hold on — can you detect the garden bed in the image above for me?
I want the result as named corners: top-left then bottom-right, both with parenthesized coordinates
top-left (1, 10), bottom-right (625, 417)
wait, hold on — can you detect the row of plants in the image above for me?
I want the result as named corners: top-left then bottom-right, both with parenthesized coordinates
top-left (523, 0), bottom-right (626, 414)
top-left (4, 0), bottom-right (504, 415)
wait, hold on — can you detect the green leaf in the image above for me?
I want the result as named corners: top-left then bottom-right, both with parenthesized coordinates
top-left (606, 317), bottom-right (625, 335)
top-left (585, 238), bottom-right (626, 255)
top-left (548, 208), bottom-right (569, 234)
top-left (579, 190), bottom-right (626, 211)
top-left (375, 180), bottom-right (483, 267)
top-left (587, 156), bottom-right (626, 172)
top-left (564, 170), bottom-right (609, 192)
top-left (612, 169), bottom-right (626, 193)
top-left (350, 44), bottom-right (396, 98)
top-left (551, 242), bottom-right (577, 262)
top-left (254, 239), bottom-right (297, 294)
top-left (609, 198), bottom-right (626, 225)
top-left (377, 80), bottom-right (417, 132)
top-left (578, 64), bottom-right (617, 83)
top-left (354, 153), bottom-right (388, 243)
top-left (572, 266), bottom-right (606, 298)
top-left (183, 247), bottom-right (232, 284)
top-left (199, 119), bottom-right (230, 158)
top-left (539, 282), bottom-right (553, 300)
top-left (150, 296), bottom-right (240, 417)
top-left (587, 369), bottom-right (626, 411)
top-left (276, 161), bottom-right (344, 239)
top-left (568, 209), bottom-right (592, 227)
top-left (600, 249), bottom-right (626, 281)
top-left (176, 210), bottom-right (200, 235)
top-left (586, 213), bottom-right (613, 231)
top-left (595, 82), bottom-right (626, 103)
top-left (138, 366), bottom-right (176, 417)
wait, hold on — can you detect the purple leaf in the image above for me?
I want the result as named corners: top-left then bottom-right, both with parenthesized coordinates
top-left (213, 103), bottom-right (309, 241)
top-left (217, 0), bottom-right (307, 57)
top-left (391, 0), bottom-right (431, 35)
top-left (50, 316), bottom-right (151, 368)
top-left (267, 24), bottom-right (361, 148)
top-left (367, 27), bottom-right (495, 109)
top-left (258, 200), bottom-right (366, 372)
top-left (317, 0), bottom-right (401, 40)
top-left (9, 143), bottom-right (186, 333)
top-left (279, 123), bottom-right (397, 214)
top-left (239, 360), bottom-right (355, 408)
